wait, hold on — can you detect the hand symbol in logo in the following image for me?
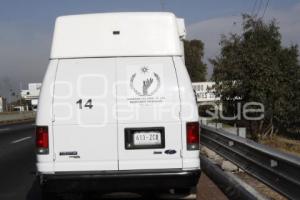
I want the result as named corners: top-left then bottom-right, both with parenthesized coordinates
top-left (143, 78), bottom-right (153, 96)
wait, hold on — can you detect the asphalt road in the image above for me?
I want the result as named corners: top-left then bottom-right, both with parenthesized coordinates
top-left (0, 123), bottom-right (37, 200)
top-left (0, 122), bottom-right (228, 200)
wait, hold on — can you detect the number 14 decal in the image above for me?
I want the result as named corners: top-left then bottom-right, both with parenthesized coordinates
top-left (76, 99), bottom-right (93, 109)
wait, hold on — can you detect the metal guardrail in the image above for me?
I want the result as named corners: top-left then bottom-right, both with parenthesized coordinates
top-left (200, 124), bottom-right (300, 200)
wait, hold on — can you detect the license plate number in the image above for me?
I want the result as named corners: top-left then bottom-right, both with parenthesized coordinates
top-left (133, 131), bottom-right (161, 146)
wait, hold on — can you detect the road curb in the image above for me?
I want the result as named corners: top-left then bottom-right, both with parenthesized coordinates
top-left (201, 155), bottom-right (268, 200)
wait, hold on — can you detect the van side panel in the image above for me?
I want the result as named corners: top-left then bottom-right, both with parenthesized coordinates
top-left (36, 60), bottom-right (58, 173)
top-left (116, 57), bottom-right (183, 170)
top-left (172, 56), bottom-right (200, 170)
top-left (52, 58), bottom-right (118, 172)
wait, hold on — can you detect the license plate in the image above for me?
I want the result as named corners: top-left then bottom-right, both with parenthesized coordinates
top-left (133, 131), bottom-right (162, 146)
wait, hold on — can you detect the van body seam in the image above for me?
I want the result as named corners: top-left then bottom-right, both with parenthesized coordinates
top-left (51, 59), bottom-right (60, 162)
top-left (115, 57), bottom-right (120, 170)
top-left (171, 56), bottom-right (184, 166)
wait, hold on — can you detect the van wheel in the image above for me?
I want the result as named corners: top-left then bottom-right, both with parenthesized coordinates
top-left (41, 190), bottom-right (57, 200)
top-left (174, 188), bottom-right (192, 195)
top-left (141, 191), bottom-right (158, 199)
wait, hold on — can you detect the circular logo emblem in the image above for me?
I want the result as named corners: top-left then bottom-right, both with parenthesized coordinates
top-left (130, 67), bottom-right (161, 96)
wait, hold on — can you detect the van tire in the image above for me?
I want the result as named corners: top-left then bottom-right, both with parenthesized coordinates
top-left (174, 188), bottom-right (192, 195)
top-left (141, 191), bottom-right (158, 200)
top-left (41, 189), bottom-right (57, 200)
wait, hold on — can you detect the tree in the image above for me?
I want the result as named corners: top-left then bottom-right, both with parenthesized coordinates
top-left (184, 40), bottom-right (207, 82)
top-left (211, 15), bottom-right (300, 139)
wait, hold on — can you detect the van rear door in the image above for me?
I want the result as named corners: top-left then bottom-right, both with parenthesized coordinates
top-left (52, 58), bottom-right (118, 172)
top-left (116, 57), bottom-right (183, 170)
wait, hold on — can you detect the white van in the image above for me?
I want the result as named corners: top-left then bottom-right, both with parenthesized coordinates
top-left (36, 12), bottom-right (200, 198)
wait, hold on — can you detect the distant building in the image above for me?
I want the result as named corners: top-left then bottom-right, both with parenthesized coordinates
top-left (12, 106), bottom-right (25, 112)
top-left (0, 96), bottom-right (7, 112)
top-left (21, 83), bottom-right (41, 111)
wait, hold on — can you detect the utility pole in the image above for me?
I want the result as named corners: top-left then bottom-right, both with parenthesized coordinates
top-left (9, 89), bottom-right (12, 112)
top-left (19, 82), bottom-right (22, 111)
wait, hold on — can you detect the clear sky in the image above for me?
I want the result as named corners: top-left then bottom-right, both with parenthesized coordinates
top-left (0, 0), bottom-right (299, 99)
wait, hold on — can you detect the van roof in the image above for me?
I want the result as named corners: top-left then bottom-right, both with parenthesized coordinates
top-left (50, 12), bottom-right (185, 59)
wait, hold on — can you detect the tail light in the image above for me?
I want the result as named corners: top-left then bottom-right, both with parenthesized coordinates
top-left (186, 122), bottom-right (200, 150)
top-left (36, 126), bottom-right (49, 154)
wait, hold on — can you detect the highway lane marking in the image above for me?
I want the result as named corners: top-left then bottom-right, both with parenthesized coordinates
top-left (11, 136), bottom-right (32, 144)
top-left (0, 128), bottom-right (10, 131)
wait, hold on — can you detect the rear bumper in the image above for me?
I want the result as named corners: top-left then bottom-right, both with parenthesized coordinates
top-left (40, 169), bottom-right (201, 192)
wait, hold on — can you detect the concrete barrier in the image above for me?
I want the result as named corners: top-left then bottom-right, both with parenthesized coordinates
top-left (223, 127), bottom-right (247, 138)
top-left (0, 112), bottom-right (36, 123)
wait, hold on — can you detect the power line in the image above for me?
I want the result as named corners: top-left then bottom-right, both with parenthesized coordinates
top-left (255, 0), bottom-right (263, 17)
top-left (261, 0), bottom-right (270, 18)
top-left (251, 0), bottom-right (258, 16)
